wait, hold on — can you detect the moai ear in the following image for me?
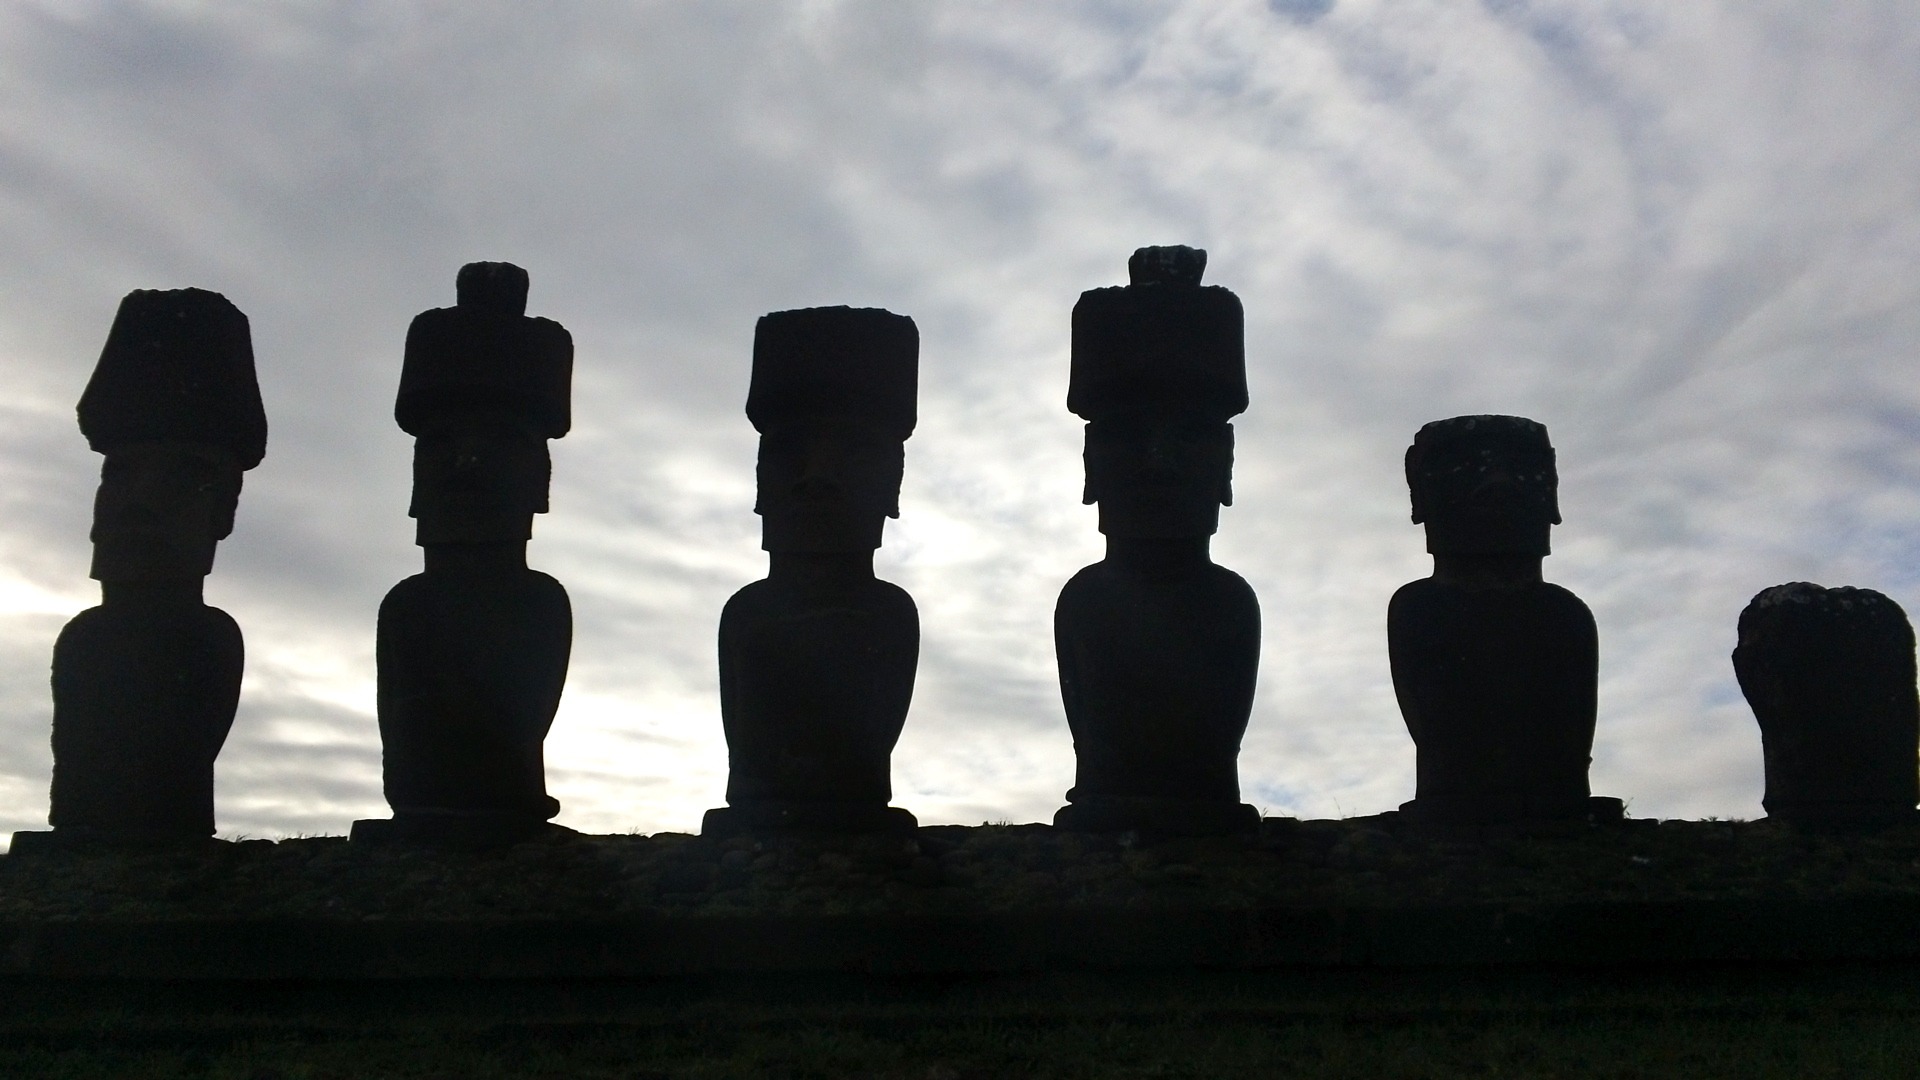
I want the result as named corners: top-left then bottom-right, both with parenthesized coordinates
top-left (886, 444), bottom-right (905, 519)
top-left (1405, 443), bottom-right (1427, 524)
top-left (1547, 450), bottom-right (1563, 525)
top-left (210, 466), bottom-right (242, 541)
top-left (1219, 423), bottom-right (1236, 507)
top-left (1081, 428), bottom-right (1099, 506)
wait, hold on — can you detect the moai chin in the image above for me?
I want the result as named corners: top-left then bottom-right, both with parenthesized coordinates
top-left (12, 288), bottom-right (266, 853)
top-left (352, 262), bottom-right (574, 847)
top-left (1387, 415), bottom-right (1620, 827)
top-left (1733, 583), bottom-right (1920, 829)
top-left (703, 306), bottom-right (921, 837)
top-left (1053, 246), bottom-right (1262, 837)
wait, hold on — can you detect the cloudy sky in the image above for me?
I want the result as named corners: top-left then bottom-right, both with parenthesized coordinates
top-left (2, 0), bottom-right (1917, 844)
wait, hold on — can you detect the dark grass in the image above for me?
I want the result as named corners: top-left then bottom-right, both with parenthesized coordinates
top-left (4, 966), bottom-right (1920, 1078)
top-left (9, 820), bottom-right (1920, 1075)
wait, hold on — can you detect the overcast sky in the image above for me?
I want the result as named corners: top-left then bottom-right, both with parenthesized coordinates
top-left (2, 0), bottom-right (1917, 844)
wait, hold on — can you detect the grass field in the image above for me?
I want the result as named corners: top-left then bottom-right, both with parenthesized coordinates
top-left (4, 965), bottom-right (1918, 1078)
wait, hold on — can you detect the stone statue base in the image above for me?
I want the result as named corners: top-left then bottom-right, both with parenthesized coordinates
top-left (1054, 795), bottom-right (1259, 837)
top-left (701, 802), bottom-right (918, 838)
top-left (7, 828), bottom-right (226, 855)
top-left (1397, 795), bottom-right (1625, 832)
top-left (1761, 803), bottom-right (1920, 832)
top-left (350, 810), bottom-right (570, 849)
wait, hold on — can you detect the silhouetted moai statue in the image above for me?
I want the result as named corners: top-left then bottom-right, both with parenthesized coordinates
top-left (1389, 415), bottom-right (1620, 827)
top-left (1733, 582), bottom-right (1920, 828)
top-left (351, 263), bottom-right (573, 846)
top-left (12, 289), bottom-right (266, 853)
top-left (1053, 247), bottom-right (1261, 837)
top-left (703, 306), bottom-right (920, 837)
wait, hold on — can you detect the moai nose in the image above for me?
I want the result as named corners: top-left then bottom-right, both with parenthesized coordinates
top-left (1467, 466), bottom-right (1517, 500)
top-left (790, 475), bottom-right (844, 501)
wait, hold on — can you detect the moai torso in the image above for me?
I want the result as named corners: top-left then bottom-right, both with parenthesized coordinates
top-left (1387, 415), bottom-right (1610, 826)
top-left (1733, 582), bottom-right (1920, 828)
top-left (706, 306), bottom-right (920, 836)
top-left (1053, 247), bottom-right (1261, 837)
top-left (359, 262), bottom-right (573, 845)
top-left (35, 289), bottom-right (265, 847)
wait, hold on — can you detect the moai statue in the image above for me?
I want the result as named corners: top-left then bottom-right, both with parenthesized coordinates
top-left (1388, 415), bottom-right (1619, 827)
top-left (1732, 583), bottom-right (1920, 828)
top-left (12, 289), bottom-right (266, 852)
top-left (703, 306), bottom-right (920, 837)
top-left (1053, 246), bottom-right (1261, 837)
top-left (351, 262), bottom-right (573, 846)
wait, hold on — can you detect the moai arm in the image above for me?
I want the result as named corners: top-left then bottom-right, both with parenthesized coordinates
top-left (355, 262), bottom-right (573, 848)
top-left (705, 306), bottom-right (921, 837)
top-left (1052, 246), bottom-right (1262, 838)
top-left (21, 289), bottom-right (266, 851)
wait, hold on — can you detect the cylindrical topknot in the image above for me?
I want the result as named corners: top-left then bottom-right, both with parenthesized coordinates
top-left (455, 262), bottom-right (529, 318)
top-left (78, 288), bottom-right (267, 469)
top-left (1405, 415), bottom-right (1556, 522)
top-left (747, 306), bottom-right (918, 440)
top-left (1069, 246), bottom-right (1246, 423)
top-left (1128, 245), bottom-right (1207, 286)
top-left (396, 262), bottom-right (572, 440)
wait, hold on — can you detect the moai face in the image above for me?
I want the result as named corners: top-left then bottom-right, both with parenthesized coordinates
top-left (1083, 415), bottom-right (1233, 537)
top-left (755, 420), bottom-right (906, 553)
top-left (745, 305), bottom-right (917, 554)
top-left (409, 432), bottom-right (551, 545)
top-left (1407, 415), bottom-right (1560, 556)
top-left (89, 441), bottom-right (243, 581)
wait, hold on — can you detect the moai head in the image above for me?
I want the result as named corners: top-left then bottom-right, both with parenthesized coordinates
top-left (1070, 246), bottom-right (1246, 538)
top-left (747, 306), bottom-right (918, 553)
top-left (1406, 415), bottom-right (1560, 557)
top-left (397, 262), bottom-right (572, 545)
top-left (76, 289), bottom-right (265, 581)
top-left (1733, 582), bottom-right (1920, 823)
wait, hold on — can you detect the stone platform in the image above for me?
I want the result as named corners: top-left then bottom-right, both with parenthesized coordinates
top-left (5, 817), bottom-right (1920, 979)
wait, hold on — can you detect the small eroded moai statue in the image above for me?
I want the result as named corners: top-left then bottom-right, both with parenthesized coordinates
top-left (704, 306), bottom-right (920, 837)
top-left (1732, 582), bottom-right (1920, 828)
top-left (1389, 415), bottom-right (1618, 827)
top-left (16, 289), bottom-right (267, 851)
top-left (352, 262), bottom-right (573, 846)
top-left (1053, 246), bottom-right (1261, 837)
